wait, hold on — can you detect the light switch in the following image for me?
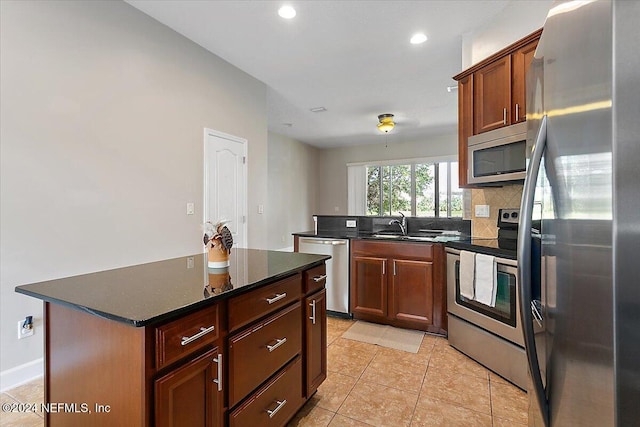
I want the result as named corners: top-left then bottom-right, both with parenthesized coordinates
top-left (475, 205), bottom-right (490, 218)
top-left (258, 204), bottom-right (264, 214)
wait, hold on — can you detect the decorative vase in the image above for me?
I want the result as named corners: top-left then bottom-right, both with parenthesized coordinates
top-left (208, 240), bottom-right (230, 268)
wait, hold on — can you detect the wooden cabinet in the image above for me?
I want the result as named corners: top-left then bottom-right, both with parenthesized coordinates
top-left (511, 40), bottom-right (539, 124)
top-left (228, 356), bottom-right (304, 427)
top-left (42, 261), bottom-right (326, 427)
top-left (473, 55), bottom-right (512, 134)
top-left (351, 256), bottom-right (387, 317)
top-left (228, 302), bottom-right (302, 407)
top-left (155, 347), bottom-right (224, 427)
top-left (304, 289), bottom-right (327, 397)
top-left (454, 29), bottom-right (541, 187)
top-left (350, 240), bottom-right (446, 334)
top-left (457, 74), bottom-right (474, 187)
top-left (389, 259), bottom-right (433, 326)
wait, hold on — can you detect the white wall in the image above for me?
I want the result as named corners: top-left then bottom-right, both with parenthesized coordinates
top-left (266, 132), bottom-right (318, 250)
top-left (316, 133), bottom-right (457, 215)
top-left (0, 0), bottom-right (267, 387)
top-left (461, 0), bottom-right (552, 68)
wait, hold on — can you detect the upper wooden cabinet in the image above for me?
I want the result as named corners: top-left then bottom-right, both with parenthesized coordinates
top-left (473, 55), bottom-right (512, 134)
top-left (511, 40), bottom-right (539, 124)
top-left (454, 29), bottom-right (542, 187)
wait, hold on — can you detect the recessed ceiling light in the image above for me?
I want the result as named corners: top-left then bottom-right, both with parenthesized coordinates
top-left (309, 107), bottom-right (327, 113)
top-left (282, 123), bottom-right (293, 127)
top-left (410, 33), bottom-right (428, 44)
top-left (278, 5), bottom-right (296, 19)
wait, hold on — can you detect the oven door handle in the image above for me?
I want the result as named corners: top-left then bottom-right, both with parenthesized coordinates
top-left (517, 115), bottom-right (549, 424)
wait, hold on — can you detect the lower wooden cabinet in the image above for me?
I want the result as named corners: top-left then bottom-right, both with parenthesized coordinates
top-left (155, 347), bottom-right (224, 427)
top-left (389, 259), bottom-right (434, 326)
top-left (228, 302), bottom-right (302, 407)
top-left (42, 262), bottom-right (327, 427)
top-left (304, 289), bottom-right (327, 397)
top-left (351, 256), bottom-right (387, 317)
top-left (350, 240), bottom-right (446, 334)
top-left (228, 356), bottom-right (304, 427)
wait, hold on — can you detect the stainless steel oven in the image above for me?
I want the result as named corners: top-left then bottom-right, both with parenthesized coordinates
top-left (446, 247), bottom-right (527, 389)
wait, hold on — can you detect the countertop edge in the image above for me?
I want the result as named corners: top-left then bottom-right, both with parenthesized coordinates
top-left (15, 256), bottom-right (330, 328)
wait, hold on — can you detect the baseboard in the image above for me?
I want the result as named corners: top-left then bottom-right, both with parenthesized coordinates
top-left (0, 358), bottom-right (44, 392)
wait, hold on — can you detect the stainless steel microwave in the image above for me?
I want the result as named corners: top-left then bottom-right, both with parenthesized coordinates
top-left (467, 122), bottom-right (528, 185)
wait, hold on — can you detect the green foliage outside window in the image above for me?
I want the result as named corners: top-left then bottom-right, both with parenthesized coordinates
top-left (366, 162), bottom-right (461, 218)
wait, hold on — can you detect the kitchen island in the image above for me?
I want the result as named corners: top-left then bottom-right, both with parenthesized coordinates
top-left (15, 248), bottom-right (329, 427)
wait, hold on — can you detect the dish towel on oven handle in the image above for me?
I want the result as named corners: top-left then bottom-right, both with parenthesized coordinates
top-left (474, 253), bottom-right (497, 307)
top-left (459, 250), bottom-right (475, 299)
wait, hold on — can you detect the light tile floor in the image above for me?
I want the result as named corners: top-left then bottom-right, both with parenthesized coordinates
top-left (0, 316), bottom-right (528, 427)
top-left (287, 316), bottom-right (528, 427)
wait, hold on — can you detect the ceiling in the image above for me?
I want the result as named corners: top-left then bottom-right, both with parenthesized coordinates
top-left (126, 1), bottom-right (515, 148)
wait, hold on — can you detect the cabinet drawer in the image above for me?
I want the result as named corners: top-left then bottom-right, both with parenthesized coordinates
top-left (229, 356), bottom-right (303, 427)
top-left (303, 264), bottom-right (326, 294)
top-left (155, 303), bottom-right (220, 370)
top-left (228, 302), bottom-right (302, 407)
top-left (228, 274), bottom-right (301, 332)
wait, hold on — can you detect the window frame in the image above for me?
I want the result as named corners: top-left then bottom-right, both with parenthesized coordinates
top-left (352, 155), bottom-right (460, 218)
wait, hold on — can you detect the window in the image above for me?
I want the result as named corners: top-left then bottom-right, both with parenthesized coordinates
top-left (365, 161), bottom-right (462, 217)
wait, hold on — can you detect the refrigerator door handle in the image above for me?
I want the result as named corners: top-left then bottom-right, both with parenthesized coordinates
top-left (518, 115), bottom-right (549, 425)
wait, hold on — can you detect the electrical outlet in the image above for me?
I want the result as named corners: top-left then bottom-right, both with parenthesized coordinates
top-left (258, 204), bottom-right (264, 214)
top-left (17, 317), bottom-right (34, 339)
top-left (186, 257), bottom-right (194, 269)
top-left (475, 205), bottom-right (490, 218)
top-left (186, 202), bottom-right (195, 215)
top-left (346, 220), bottom-right (357, 228)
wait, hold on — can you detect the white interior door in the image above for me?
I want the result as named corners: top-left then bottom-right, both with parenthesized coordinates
top-left (204, 129), bottom-right (247, 248)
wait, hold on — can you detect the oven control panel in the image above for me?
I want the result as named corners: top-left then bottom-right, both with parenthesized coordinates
top-left (498, 208), bottom-right (520, 228)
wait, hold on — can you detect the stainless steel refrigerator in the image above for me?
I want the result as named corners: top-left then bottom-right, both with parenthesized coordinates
top-left (517, 0), bottom-right (640, 426)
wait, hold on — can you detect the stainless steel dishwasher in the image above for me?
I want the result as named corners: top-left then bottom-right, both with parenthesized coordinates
top-left (298, 237), bottom-right (350, 316)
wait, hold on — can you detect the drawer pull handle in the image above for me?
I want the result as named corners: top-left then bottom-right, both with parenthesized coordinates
top-left (309, 300), bottom-right (317, 325)
top-left (266, 337), bottom-right (287, 352)
top-left (266, 293), bottom-right (287, 305)
top-left (313, 274), bottom-right (327, 282)
top-left (212, 353), bottom-right (223, 392)
top-left (266, 399), bottom-right (287, 418)
top-left (181, 325), bottom-right (215, 346)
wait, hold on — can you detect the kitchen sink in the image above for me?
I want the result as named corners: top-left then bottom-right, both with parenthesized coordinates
top-left (369, 233), bottom-right (461, 242)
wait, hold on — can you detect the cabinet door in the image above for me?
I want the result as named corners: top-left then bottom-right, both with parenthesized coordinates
top-left (474, 55), bottom-right (512, 133)
top-left (511, 40), bottom-right (538, 124)
top-left (389, 259), bottom-right (434, 328)
top-left (457, 74), bottom-right (474, 187)
top-left (305, 289), bottom-right (327, 397)
top-left (155, 347), bottom-right (223, 427)
top-left (351, 256), bottom-right (387, 318)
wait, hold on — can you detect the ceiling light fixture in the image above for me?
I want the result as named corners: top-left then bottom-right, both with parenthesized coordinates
top-left (278, 5), bottom-right (296, 19)
top-left (410, 33), bottom-right (428, 44)
top-left (377, 114), bottom-right (395, 133)
top-left (309, 106), bottom-right (327, 113)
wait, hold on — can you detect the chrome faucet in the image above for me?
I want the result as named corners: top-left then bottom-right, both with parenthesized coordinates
top-left (389, 212), bottom-right (407, 236)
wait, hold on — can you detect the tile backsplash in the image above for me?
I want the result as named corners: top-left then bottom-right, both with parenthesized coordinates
top-left (471, 184), bottom-right (523, 237)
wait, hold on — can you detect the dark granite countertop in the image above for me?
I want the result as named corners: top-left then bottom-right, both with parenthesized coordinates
top-left (294, 231), bottom-right (517, 259)
top-left (294, 230), bottom-right (469, 244)
top-left (15, 249), bottom-right (330, 327)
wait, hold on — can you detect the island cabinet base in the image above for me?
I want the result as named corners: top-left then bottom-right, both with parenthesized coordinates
top-left (44, 302), bottom-right (153, 426)
top-left (42, 263), bottom-right (327, 427)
